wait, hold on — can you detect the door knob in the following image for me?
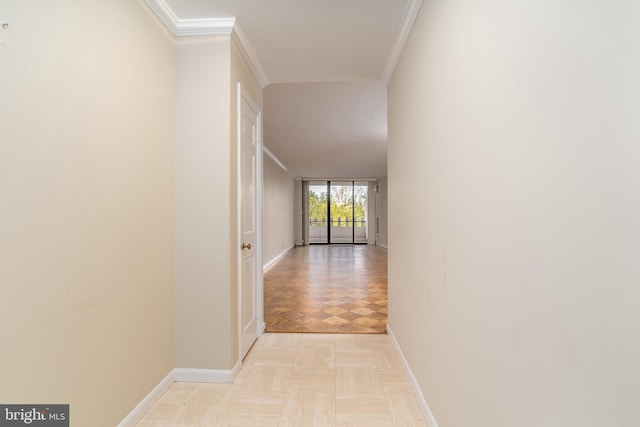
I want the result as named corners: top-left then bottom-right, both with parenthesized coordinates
top-left (241, 243), bottom-right (252, 250)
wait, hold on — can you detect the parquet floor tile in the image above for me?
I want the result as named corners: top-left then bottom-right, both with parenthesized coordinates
top-left (264, 245), bottom-right (388, 334)
top-left (137, 333), bottom-right (427, 427)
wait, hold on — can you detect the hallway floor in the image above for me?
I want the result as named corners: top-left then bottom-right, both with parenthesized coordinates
top-left (136, 333), bottom-right (426, 426)
top-left (264, 245), bottom-right (388, 334)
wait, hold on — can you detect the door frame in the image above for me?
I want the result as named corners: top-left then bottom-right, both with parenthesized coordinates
top-left (236, 82), bottom-right (264, 362)
top-left (305, 179), bottom-right (372, 245)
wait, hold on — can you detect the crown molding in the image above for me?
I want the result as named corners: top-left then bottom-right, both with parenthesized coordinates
top-left (232, 23), bottom-right (269, 88)
top-left (144, 0), bottom-right (269, 87)
top-left (173, 17), bottom-right (236, 36)
top-left (144, 0), bottom-right (235, 35)
top-left (382, 0), bottom-right (424, 85)
top-left (263, 147), bottom-right (290, 175)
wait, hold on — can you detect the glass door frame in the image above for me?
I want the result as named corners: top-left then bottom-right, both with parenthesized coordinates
top-left (306, 180), bottom-right (369, 245)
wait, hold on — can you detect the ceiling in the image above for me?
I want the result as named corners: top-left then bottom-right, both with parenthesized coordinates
top-left (159, 0), bottom-right (420, 179)
top-left (264, 81), bottom-right (387, 179)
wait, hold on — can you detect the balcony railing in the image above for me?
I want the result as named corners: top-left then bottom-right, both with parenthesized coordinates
top-left (309, 218), bottom-right (367, 243)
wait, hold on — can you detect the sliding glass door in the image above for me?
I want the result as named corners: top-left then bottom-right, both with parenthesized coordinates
top-left (308, 180), bottom-right (369, 244)
top-left (308, 181), bottom-right (329, 244)
top-left (328, 181), bottom-right (353, 243)
top-left (353, 181), bottom-right (369, 244)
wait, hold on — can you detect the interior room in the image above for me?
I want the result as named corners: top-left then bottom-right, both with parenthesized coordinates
top-left (2, 1), bottom-right (639, 426)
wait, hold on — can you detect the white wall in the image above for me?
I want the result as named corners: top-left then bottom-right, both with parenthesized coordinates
top-left (367, 181), bottom-right (377, 245)
top-left (376, 176), bottom-right (388, 248)
top-left (0, 1), bottom-right (174, 425)
top-left (262, 153), bottom-right (295, 267)
top-left (301, 180), bottom-right (310, 245)
top-left (294, 179), bottom-right (304, 245)
top-left (388, 1), bottom-right (640, 427)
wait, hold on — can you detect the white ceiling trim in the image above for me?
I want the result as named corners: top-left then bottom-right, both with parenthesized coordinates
top-left (173, 18), bottom-right (235, 36)
top-left (231, 24), bottom-right (269, 88)
top-left (144, 0), bottom-right (268, 87)
top-left (263, 147), bottom-right (291, 176)
top-left (144, 0), bottom-right (235, 35)
top-left (382, 0), bottom-right (423, 84)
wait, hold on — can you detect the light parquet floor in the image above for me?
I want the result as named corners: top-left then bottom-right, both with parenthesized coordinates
top-left (137, 333), bottom-right (427, 427)
top-left (264, 245), bottom-right (388, 334)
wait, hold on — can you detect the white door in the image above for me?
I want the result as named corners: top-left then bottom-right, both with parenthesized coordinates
top-left (239, 85), bottom-right (261, 360)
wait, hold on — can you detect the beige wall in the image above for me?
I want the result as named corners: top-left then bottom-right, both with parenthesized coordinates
top-left (0, 1), bottom-right (174, 426)
top-left (388, 1), bottom-right (640, 427)
top-left (173, 36), bottom-right (233, 370)
top-left (376, 177), bottom-right (388, 248)
top-left (173, 34), bottom-right (263, 370)
top-left (262, 154), bottom-right (295, 267)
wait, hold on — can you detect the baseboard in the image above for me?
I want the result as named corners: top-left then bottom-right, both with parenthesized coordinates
top-left (386, 324), bottom-right (439, 427)
top-left (377, 243), bottom-right (388, 249)
top-left (118, 362), bottom-right (243, 426)
top-left (232, 359), bottom-right (242, 378)
top-left (116, 369), bottom-right (174, 427)
top-left (174, 367), bottom-right (237, 383)
top-left (263, 244), bottom-right (294, 273)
